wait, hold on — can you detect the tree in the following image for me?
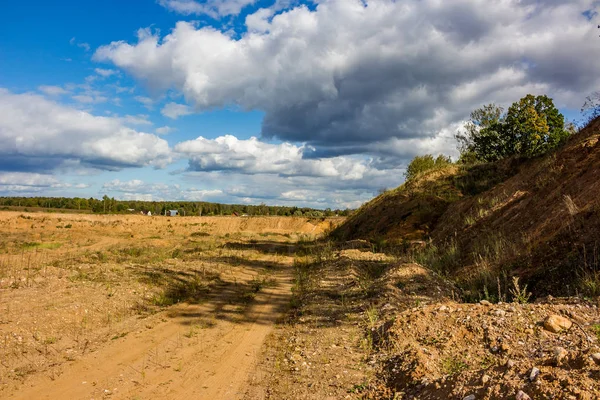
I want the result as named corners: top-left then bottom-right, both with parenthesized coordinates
top-left (456, 103), bottom-right (505, 163)
top-left (458, 95), bottom-right (568, 162)
top-left (404, 154), bottom-right (452, 181)
top-left (504, 94), bottom-right (567, 158)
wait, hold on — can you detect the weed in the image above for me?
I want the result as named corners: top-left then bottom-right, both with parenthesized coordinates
top-left (191, 231), bottom-right (210, 237)
top-left (43, 336), bottom-right (58, 345)
top-left (413, 240), bottom-right (460, 276)
top-left (151, 276), bottom-right (210, 307)
top-left (249, 276), bottom-right (277, 292)
top-left (464, 215), bottom-right (476, 226)
top-left (365, 306), bottom-right (379, 330)
top-left (564, 195), bottom-right (580, 216)
top-left (21, 242), bottom-right (62, 250)
top-left (509, 276), bottom-right (531, 304)
top-left (441, 355), bottom-right (468, 376)
top-left (592, 324), bottom-right (600, 341)
top-left (111, 332), bottom-right (128, 340)
top-left (348, 383), bottom-right (368, 394)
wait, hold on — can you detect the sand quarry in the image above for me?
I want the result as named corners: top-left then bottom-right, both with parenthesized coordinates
top-left (0, 211), bottom-right (338, 399)
top-left (3, 211), bottom-right (600, 400)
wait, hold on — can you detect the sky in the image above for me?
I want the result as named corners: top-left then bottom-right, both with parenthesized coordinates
top-left (0, 0), bottom-right (598, 209)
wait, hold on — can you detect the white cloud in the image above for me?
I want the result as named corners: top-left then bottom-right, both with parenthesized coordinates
top-left (70, 37), bottom-right (90, 52)
top-left (95, 0), bottom-right (600, 162)
top-left (156, 126), bottom-right (175, 135)
top-left (134, 96), bottom-right (155, 109)
top-left (161, 102), bottom-right (192, 119)
top-left (0, 88), bottom-right (172, 172)
top-left (102, 179), bottom-right (223, 202)
top-left (246, 8), bottom-right (274, 33)
top-left (181, 189), bottom-right (223, 200)
top-left (121, 114), bottom-right (153, 126)
top-left (38, 85), bottom-right (69, 96)
top-left (72, 94), bottom-right (108, 104)
top-left (0, 172), bottom-right (59, 187)
top-left (0, 172), bottom-right (92, 195)
top-left (103, 179), bottom-right (148, 192)
top-left (157, 0), bottom-right (256, 18)
top-left (175, 135), bottom-right (375, 180)
top-left (95, 68), bottom-right (118, 78)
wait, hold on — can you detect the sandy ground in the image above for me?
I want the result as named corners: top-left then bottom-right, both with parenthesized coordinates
top-left (0, 211), bottom-right (339, 400)
top-left (13, 271), bottom-right (292, 400)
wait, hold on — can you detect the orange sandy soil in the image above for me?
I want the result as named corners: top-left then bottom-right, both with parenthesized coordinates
top-left (0, 211), bottom-right (340, 399)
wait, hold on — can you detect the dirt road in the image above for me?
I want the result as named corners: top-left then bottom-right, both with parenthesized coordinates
top-left (12, 267), bottom-right (293, 400)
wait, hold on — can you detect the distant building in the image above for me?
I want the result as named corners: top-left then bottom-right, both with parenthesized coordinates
top-left (168, 210), bottom-right (179, 217)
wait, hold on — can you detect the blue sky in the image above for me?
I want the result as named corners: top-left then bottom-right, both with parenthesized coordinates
top-left (0, 0), bottom-right (598, 208)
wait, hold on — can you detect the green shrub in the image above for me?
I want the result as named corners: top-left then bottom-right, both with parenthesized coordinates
top-left (404, 154), bottom-right (453, 181)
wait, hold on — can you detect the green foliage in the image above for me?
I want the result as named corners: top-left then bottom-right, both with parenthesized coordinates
top-left (404, 154), bottom-right (453, 181)
top-left (456, 104), bottom-right (505, 162)
top-left (458, 95), bottom-right (569, 162)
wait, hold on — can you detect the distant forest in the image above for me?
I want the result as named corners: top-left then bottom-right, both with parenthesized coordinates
top-left (0, 196), bottom-right (352, 217)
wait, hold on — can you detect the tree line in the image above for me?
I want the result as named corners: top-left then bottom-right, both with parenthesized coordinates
top-left (0, 196), bottom-right (352, 217)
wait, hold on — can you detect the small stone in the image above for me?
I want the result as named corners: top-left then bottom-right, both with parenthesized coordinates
top-left (516, 390), bottom-right (531, 400)
top-left (439, 305), bottom-right (448, 312)
top-left (524, 328), bottom-right (534, 335)
top-left (506, 359), bottom-right (516, 368)
top-left (500, 343), bottom-right (510, 353)
top-left (554, 347), bottom-right (568, 365)
top-left (481, 374), bottom-right (491, 385)
top-left (543, 315), bottom-right (572, 333)
top-left (463, 395), bottom-right (476, 400)
top-left (529, 367), bottom-right (540, 382)
top-left (591, 353), bottom-right (600, 365)
top-left (480, 300), bottom-right (492, 306)
top-left (492, 309), bottom-right (506, 317)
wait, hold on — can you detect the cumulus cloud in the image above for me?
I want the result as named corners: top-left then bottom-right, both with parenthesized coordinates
top-left (182, 170), bottom-right (384, 209)
top-left (0, 89), bottom-right (172, 172)
top-left (102, 178), bottom-right (223, 202)
top-left (121, 114), bottom-right (153, 126)
top-left (95, 68), bottom-right (119, 78)
top-left (0, 172), bottom-right (91, 195)
top-left (72, 94), bottom-right (108, 104)
top-left (38, 85), bottom-right (69, 96)
top-left (134, 96), bottom-right (155, 110)
top-left (0, 172), bottom-right (59, 187)
top-left (155, 126), bottom-right (175, 134)
top-left (95, 0), bottom-right (600, 161)
top-left (175, 135), bottom-right (376, 180)
top-left (157, 0), bottom-right (256, 18)
top-left (161, 102), bottom-right (192, 119)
